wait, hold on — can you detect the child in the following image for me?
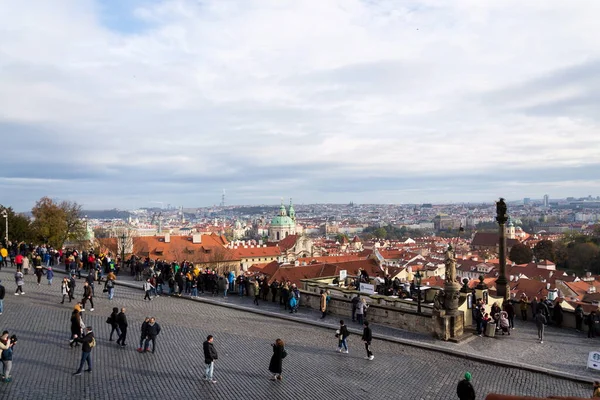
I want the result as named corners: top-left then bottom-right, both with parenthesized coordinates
top-left (14, 271), bottom-right (24, 295)
top-left (46, 267), bottom-right (54, 285)
top-left (499, 311), bottom-right (510, 335)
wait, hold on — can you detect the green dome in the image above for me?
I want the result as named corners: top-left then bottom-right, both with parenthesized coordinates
top-left (271, 215), bottom-right (294, 226)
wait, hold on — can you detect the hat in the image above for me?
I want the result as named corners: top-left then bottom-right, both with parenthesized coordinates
top-left (464, 372), bottom-right (472, 381)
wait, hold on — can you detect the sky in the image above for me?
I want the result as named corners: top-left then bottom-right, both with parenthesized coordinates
top-left (1, 0), bottom-right (600, 211)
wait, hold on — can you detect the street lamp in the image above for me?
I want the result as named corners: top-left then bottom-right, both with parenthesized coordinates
top-left (1, 209), bottom-right (7, 246)
top-left (120, 233), bottom-right (126, 275)
top-left (415, 270), bottom-right (422, 314)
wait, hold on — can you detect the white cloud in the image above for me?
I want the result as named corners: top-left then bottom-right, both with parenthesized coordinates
top-left (1, 0), bottom-right (600, 209)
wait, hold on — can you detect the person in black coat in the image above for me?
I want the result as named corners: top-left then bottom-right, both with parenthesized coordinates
top-left (137, 317), bottom-right (150, 351)
top-left (142, 317), bottom-right (161, 353)
top-left (203, 335), bottom-right (218, 383)
top-left (362, 321), bottom-right (373, 360)
top-left (72, 326), bottom-right (95, 376)
top-left (108, 307), bottom-right (120, 341)
top-left (116, 308), bottom-right (128, 347)
top-left (457, 372), bottom-right (475, 400)
top-left (268, 338), bottom-right (286, 381)
top-left (553, 299), bottom-right (564, 328)
top-left (70, 309), bottom-right (83, 348)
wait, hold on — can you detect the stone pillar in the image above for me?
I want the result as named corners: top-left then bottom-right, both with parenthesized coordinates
top-left (495, 198), bottom-right (510, 300)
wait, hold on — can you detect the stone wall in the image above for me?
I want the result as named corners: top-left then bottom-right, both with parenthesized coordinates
top-left (299, 289), bottom-right (434, 335)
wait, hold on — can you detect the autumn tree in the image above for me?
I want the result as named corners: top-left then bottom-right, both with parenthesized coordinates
top-left (509, 242), bottom-right (533, 265)
top-left (31, 197), bottom-right (86, 248)
top-left (533, 239), bottom-right (555, 262)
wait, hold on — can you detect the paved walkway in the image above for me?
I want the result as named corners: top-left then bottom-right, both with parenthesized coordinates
top-left (109, 269), bottom-right (600, 382)
top-left (0, 268), bottom-right (593, 400)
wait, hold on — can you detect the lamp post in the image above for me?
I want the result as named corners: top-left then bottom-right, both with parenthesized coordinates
top-left (415, 270), bottom-right (422, 314)
top-left (1, 209), bottom-right (7, 246)
top-left (120, 233), bottom-right (126, 274)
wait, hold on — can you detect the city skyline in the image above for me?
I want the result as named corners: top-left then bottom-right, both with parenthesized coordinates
top-left (2, 1), bottom-right (600, 210)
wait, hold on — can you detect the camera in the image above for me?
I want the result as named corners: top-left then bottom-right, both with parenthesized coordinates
top-left (9, 335), bottom-right (17, 344)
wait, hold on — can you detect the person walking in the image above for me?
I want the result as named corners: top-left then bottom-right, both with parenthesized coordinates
top-left (0, 280), bottom-right (5, 315)
top-left (69, 305), bottom-right (85, 348)
top-left (503, 300), bottom-right (515, 330)
top-left (593, 381), bottom-right (600, 398)
top-left (319, 290), bottom-right (327, 319)
top-left (46, 267), bottom-right (54, 285)
top-left (116, 308), bottom-right (128, 347)
top-left (14, 270), bottom-right (24, 295)
top-left (105, 274), bottom-right (116, 300)
top-left (35, 262), bottom-right (44, 285)
top-left (0, 332), bottom-right (16, 383)
top-left (137, 317), bottom-right (150, 352)
top-left (362, 321), bottom-right (374, 360)
top-left (456, 372), bottom-right (476, 400)
top-left (143, 279), bottom-right (154, 301)
top-left (68, 274), bottom-right (77, 302)
top-left (553, 299), bottom-right (564, 328)
top-left (203, 335), bottom-right (218, 383)
top-left (60, 277), bottom-right (70, 304)
top-left (268, 338), bottom-right (286, 381)
top-left (108, 307), bottom-right (121, 341)
top-left (72, 326), bottom-right (95, 376)
top-left (336, 320), bottom-right (350, 354)
top-left (81, 281), bottom-right (94, 312)
top-left (142, 317), bottom-right (161, 353)
top-left (535, 308), bottom-right (547, 344)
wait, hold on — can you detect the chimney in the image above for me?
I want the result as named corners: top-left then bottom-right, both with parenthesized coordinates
top-left (546, 283), bottom-right (551, 290)
top-left (294, 260), bottom-right (300, 267)
top-left (192, 234), bottom-right (202, 244)
top-left (164, 233), bottom-right (170, 243)
top-left (509, 275), bottom-right (514, 282)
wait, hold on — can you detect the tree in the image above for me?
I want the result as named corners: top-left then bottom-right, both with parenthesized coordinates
top-left (0, 206), bottom-right (35, 246)
top-left (533, 240), bottom-right (555, 262)
top-left (31, 197), bottom-right (86, 248)
top-left (567, 242), bottom-right (600, 274)
top-left (509, 243), bottom-right (533, 265)
top-left (374, 227), bottom-right (387, 239)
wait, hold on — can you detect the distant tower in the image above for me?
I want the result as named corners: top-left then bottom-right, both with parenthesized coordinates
top-left (543, 194), bottom-right (549, 207)
top-left (289, 198), bottom-right (296, 223)
top-left (220, 189), bottom-right (226, 207)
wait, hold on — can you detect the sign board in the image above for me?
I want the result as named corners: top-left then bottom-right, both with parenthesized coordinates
top-left (359, 283), bottom-right (375, 295)
top-left (588, 352), bottom-right (600, 371)
top-left (339, 270), bottom-right (347, 281)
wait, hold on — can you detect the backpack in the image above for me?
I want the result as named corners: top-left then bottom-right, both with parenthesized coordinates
top-left (89, 337), bottom-right (96, 348)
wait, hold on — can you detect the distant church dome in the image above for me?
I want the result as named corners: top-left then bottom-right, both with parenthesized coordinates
top-left (269, 199), bottom-right (297, 242)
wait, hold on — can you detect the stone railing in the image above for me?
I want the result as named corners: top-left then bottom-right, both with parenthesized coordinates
top-left (299, 278), bottom-right (434, 335)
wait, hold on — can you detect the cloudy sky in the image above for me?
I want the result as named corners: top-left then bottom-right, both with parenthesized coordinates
top-left (1, 0), bottom-right (600, 211)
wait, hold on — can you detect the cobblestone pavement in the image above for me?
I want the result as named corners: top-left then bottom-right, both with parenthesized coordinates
top-left (0, 268), bottom-right (592, 400)
top-left (113, 270), bottom-right (600, 380)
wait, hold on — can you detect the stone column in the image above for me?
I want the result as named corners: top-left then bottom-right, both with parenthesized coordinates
top-left (495, 198), bottom-right (510, 300)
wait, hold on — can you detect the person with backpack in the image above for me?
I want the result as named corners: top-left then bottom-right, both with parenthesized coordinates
top-left (289, 285), bottom-right (300, 313)
top-left (456, 372), bottom-right (476, 400)
top-left (72, 326), bottom-right (95, 376)
top-left (336, 320), bottom-right (350, 354)
top-left (268, 338), bottom-right (286, 381)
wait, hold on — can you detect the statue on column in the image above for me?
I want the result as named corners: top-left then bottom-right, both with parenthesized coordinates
top-left (445, 245), bottom-right (457, 284)
top-left (496, 198), bottom-right (508, 224)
